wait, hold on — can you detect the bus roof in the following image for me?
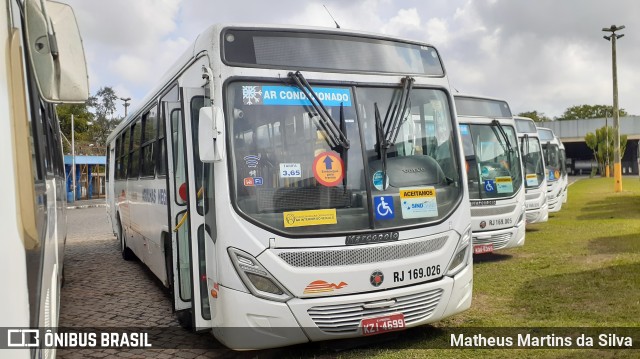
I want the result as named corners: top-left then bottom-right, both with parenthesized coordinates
top-left (107, 24), bottom-right (443, 143)
top-left (454, 94), bottom-right (513, 118)
top-left (513, 116), bottom-right (539, 134)
top-left (537, 127), bottom-right (557, 141)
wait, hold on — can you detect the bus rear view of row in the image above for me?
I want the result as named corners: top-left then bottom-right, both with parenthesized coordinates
top-left (106, 24), bottom-right (473, 350)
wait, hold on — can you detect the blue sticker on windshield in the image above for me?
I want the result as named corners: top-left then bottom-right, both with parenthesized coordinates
top-left (459, 124), bottom-right (470, 135)
top-left (374, 196), bottom-right (395, 220)
top-left (242, 85), bottom-right (352, 107)
top-left (484, 180), bottom-right (496, 193)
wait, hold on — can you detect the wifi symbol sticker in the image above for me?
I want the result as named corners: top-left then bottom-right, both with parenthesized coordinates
top-left (244, 154), bottom-right (261, 168)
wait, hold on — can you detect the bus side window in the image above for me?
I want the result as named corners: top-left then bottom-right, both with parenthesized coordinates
top-left (114, 137), bottom-right (120, 180)
top-left (140, 108), bottom-right (157, 177)
top-left (120, 129), bottom-right (130, 179)
top-left (128, 119), bottom-right (142, 179)
top-left (156, 110), bottom-right (167, 177)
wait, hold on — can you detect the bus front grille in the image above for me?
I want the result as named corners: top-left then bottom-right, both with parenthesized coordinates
top-left (470, 204), bottom-right (516, 217)
top-left (525, 192), bottom-right (540, 201)
top-left (307, 288), bottom-right (443, 334)
top-left (277, 236), bottom-right (448, 268)
top-left (473, 232), bottom-right (512, 250)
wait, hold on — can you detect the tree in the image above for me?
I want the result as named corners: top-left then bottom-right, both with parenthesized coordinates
top-left (560, 104), bottom-right (628, 121)
top-left (516, 111), bottom-right (551, 122)
top-left (56, 86), bottom-right (122, 154)
top-left (86, 86), bottom-right (122, 147)
top-left (584, 126), bottom-right (627, 175)
top-left (57, 103), bottom-right (94, 153)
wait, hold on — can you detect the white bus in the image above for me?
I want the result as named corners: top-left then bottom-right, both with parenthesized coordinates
top-left (454, 95), bottom-right (525, 254)
top-left (514, 116), bottom-right (548, 224)
top-left (559, 139), bottom-right (568, 204)
top-left (106, 24), bottom-right (473, 350)
top-left (0, 0), bottom-right (88, 358)
top-left (537, 127), bottom-right (563, 212)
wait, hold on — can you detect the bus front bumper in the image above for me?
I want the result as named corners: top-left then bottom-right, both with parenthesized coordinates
top-left (472, 220), bottom-right (526, 252)
top-left (526, 202), bottom-right (549, 224)
top-left (212, 263), bottom-right (473, 349)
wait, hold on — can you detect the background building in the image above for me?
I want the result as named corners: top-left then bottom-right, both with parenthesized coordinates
top-left (539, 116), bottom-right (640, 175)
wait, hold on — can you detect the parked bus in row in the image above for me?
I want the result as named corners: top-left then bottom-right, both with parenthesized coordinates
top-left (0, 1), bottom-right (89, 358)
top-left (559, 140), bottom-right (569, 204)
top-left (106, 24), bottom-right (473, 350)
top-left (454, 95), bottom-right (525, 254)
top-left (514, 116), bottom-right (548, 224)
top-left (537, 127), bottom-right (563, 212)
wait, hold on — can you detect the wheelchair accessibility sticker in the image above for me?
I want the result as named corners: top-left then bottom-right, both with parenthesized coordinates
top-left (484, 180), bottom-right (496, 193)
top-left (374, 196), bottom-right (395, 220)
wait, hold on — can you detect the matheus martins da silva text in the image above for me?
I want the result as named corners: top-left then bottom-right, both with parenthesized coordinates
top-left (450, 333), bottom-right (634, 348)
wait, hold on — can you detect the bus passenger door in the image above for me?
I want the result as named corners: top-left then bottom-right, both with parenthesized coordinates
top-left (182, 86), bottom-right (215, 331)
top-left (161, 86), bottom-right (193, 317)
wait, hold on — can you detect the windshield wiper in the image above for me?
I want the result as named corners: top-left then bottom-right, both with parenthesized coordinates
top-left (288, 71), bottom-right (350, 151)
top-left (491, 119), bottom-right (513, 154)
top-left (374, 103), bottom-right (389, 189)
top-left (373, 77), bottom-right (415, 190)
top-left (384, 77), bottom-right (414, 145)
top-left (339, 103), bottom-right (348, 192)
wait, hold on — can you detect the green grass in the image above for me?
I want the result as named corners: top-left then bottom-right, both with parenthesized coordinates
top-left (285, 178), bottom-right (640, 358)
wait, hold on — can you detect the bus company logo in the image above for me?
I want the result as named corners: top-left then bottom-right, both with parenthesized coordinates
top-left (479, 220), bottom-right (487, 229)
top-left (402, 167), bottom-right (426, 174)
top-left (303, 280), bottom-right (348, 294)
top-left (370, 270), bottom-right (384, 287)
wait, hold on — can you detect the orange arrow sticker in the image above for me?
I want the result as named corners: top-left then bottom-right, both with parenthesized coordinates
top-left (313, 151), bottom-right (344, 187)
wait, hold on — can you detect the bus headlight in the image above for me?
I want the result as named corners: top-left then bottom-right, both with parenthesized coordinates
top-left (446, 227), bottom-right (472, 277)
top-left (228, 248), bottom-right (293, 302)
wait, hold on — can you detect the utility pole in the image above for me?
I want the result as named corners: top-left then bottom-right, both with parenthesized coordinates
top-left (120, 97), bottom-right (131, 117)
top-left (71, 114), bottom-right (76, 202)
top-left (603, 24), bottom-right (624, 192)
top-left (605, 111), bottom-right (609, 177)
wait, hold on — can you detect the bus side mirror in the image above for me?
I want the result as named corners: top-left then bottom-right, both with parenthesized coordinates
top-left (199, 106), bottom-right (225, 162)
top-left (25, 0), bottom-right (89, 103)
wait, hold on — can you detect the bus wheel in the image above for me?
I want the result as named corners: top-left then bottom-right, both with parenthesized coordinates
top-left (118, 217), bottom-right (134, 261)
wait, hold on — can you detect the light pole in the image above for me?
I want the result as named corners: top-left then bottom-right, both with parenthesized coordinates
top-left (603, 24), bottom-right (624, 192)
top-left (605, 111), bottom-right (609, 177)
top-left (71, 114), bottom-right (75, 202)
top-left (120, 97), bottom-right (131, 117)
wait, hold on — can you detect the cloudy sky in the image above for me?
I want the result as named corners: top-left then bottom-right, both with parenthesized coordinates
top-left (66, 0), bottom-right (640, 119)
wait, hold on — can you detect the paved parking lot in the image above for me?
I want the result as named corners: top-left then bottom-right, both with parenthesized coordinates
top-left (58, 207), bottom-right (258, 358)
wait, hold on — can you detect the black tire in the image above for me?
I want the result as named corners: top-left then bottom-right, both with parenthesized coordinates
top-left (118, 216), bottom-right (135, 261)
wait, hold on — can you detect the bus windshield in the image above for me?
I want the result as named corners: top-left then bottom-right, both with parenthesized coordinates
top-left (227, 81), bottom-right (461, 235)
top-left (520, 137), bottom-right (545, 188)
top-left (459, 123), bottom-right (522, 200)
top-left (542, 143), bottom-right (561, 181)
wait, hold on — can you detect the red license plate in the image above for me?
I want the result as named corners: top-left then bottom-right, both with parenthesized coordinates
top-left (361, 313), bottom-right (405, 336)
top-left (474, 244), bottom-right (494, 254)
